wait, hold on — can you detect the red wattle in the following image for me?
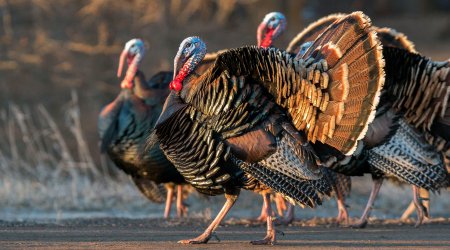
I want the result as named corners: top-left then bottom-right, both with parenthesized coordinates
top-left (169, 80), bottom-right (183, 92)
top-left (261, 28), bottom-right (274, 48)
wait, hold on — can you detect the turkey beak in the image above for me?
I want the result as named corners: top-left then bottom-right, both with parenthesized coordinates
top-left (117, 49), bottom-right (128, 78)
top-left (256, 22), bottom-right (266, 47)
top-left (272, 25), bottom-right (282, 40)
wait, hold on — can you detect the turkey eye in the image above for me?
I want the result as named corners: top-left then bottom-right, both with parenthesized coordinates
top-left (185, 42), bottom-right (191, 48)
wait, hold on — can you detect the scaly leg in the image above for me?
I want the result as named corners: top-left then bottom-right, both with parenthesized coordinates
top-left (255, 198), bottom-right (268, 222)
top-left (400, 188), bottom-right (430, 221)
top-left (412, 185), bottom-right (429, 227)
top-left (277, 202), bottom-right (294, 225)
top-left (178, 193), bottom-right (239, 244)
top-left (335, 188), bottom-right (349, 225)
top-left (275, 193), bottom-right (287, 217)
top-left (400, 200), bottom-right (416, 221)
top-left (251, 193), bottom-right (277, 245)
top-left (176, 185), bottom-right (188, 217)
top-left (352, 178), bottom-right (383, 228)
top-left (164, 185), bottom-right (175, 219)
top-left (421, 189), bottom-right (430, 219)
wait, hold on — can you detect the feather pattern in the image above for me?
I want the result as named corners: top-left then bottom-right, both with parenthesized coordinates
top-left (99, 71), bottom-right (187, 204)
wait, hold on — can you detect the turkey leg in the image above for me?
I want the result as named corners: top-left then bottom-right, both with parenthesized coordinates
top-left (335, 187), bottom-right (349, 225)
top-left (164, 185), bottom-right (174, 219)
top-left (412, 185), bottom-right (429, 227)
top-left (251, 193), bottom-right (277, 245)
top-left (178, 193), bottom-right (238, 244)
top-left (176, 185), bottom-right (188, 217)
top-left (277, 202), bottom-right (295, 225)
top-left (352, 178), bottom-right (383, 228)
top-left (400, 188), bottom-right (430, 221)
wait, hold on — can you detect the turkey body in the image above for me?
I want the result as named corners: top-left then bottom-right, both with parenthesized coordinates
top-left (287, 13), bottom-right (449, 227)
top-left (99, 71), bottom-right (186, 204)
top-left (149, 12), bottom-right (386, 244)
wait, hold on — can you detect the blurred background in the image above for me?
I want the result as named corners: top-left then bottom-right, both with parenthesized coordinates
top-left (0, 0), bottom-right (449, 221)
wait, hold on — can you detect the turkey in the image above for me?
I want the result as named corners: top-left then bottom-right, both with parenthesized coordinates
top-left (98, 38), bottom-right (191, 219)
top-left (147, 12), bottom-right (385, 244)
top-left (287, 13), bottom-right (450, 228)
top-left (204, 12), bottom-right (352, 224)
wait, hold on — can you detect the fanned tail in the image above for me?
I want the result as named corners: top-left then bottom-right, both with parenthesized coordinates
top-left (287, 13), bottom-right (344, 54)
top-left (299, 11), bottom-right (385, 155)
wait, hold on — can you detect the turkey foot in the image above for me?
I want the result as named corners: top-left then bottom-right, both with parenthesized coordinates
top-left (412, 185), bottom-right (429, 228)
top-left (178, 193), bottom-right (238, 244)
top-left (351, 178), bottom-right (383, 228)
top-left (336, 195), bottom-right (349, 225)
top-left (251, 193), bottom-right (278, 245)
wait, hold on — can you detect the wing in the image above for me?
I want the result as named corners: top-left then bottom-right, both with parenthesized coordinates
top-left (197, 12), bottom-right (384, 155)
top-left (98, 92), bottom-right (125, 153)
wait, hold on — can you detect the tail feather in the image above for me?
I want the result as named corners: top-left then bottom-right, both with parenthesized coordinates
top-left (374, 27), bottom-right (417, 53)
top-left (383, 47), bottom-right (450, 133)
top-left (287, 13), bottom-right (345, 53)
top-left (132, 177), bottom-right (167, 204)
top-left (300, 12), bottom-right (385, 155)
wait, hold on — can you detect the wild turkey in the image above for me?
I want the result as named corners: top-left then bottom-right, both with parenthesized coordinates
top-left (147, 12), bottom-right (385, 244)
top-left (98, 38), bottom-right (190, 219)
top-left (287, 13), bottom-right (450, 227)
top-left (198, 12), bottom-right (293, 222)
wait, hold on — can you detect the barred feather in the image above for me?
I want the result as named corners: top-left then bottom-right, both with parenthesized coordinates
top-left (366, 119), bottom-right (447, 190)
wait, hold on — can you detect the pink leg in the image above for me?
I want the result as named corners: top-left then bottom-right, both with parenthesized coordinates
top-left (401, 188), bottom-right (430, 221)
top-left (164, 185), bottom-right (174, 219)
top-left (412, 185), bottom-right (429, 227)
top-left (176, 185), bottom-right (188, 217)
top-left (251, 193), bottom-right (277, 245)
top-left (277, 202), bottom-right (295, 225)
top-left (336, 197), bottom-right (349, 225)
top-left (351, 178), bottom-right (383, 228)
top-left (178, 193), bottom-right (238, 244)
top-left (400, 200), bottom-right (416, 220)
top-left (255, 194), bottom-right (268, 222)
top-left (420, 189), bottom-right (430, 219)
top-left (275, 193), bottom-right (287, 216)
top-left (335, 188), bottom-right (349, 225)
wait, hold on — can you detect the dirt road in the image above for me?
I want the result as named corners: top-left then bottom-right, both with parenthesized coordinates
top-left (0, 218), bottom-right (449, 249)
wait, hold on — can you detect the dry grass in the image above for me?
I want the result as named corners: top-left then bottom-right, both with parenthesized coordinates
top-left (0, 91), bottom-right (153, 219)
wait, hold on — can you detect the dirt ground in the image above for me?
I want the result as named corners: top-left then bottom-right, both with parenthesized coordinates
top-left (0, 218), bottom-right (449, 249)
